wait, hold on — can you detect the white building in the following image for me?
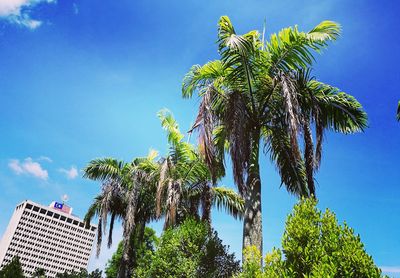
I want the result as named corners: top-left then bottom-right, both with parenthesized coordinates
top-left (0, 200), bottom-right (96, 277)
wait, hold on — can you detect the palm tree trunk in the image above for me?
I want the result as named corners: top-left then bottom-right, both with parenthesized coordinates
top-left (201, 182), bottom-right (212, 226)
top-left (303, 118), bottom-right (315, 197)
top-left (242, 129), bottom-right (263, 259)
top-left (118, 183), bottom-right (140, 278)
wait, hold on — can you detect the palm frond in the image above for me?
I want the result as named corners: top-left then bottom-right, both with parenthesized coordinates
top-left (84, 199), bottom-right (100, 228)
top-left (83, 158), bottom-right (125, 181)
top-left (157, 109), bottom-right (184, 145)
top-left (397, 101), bottom-right (400, 121)
top-left (309, 80), bottom-right (368, 133)
top-left (182, 61), bottom-right (225, 98)
top-left (279, 72), bottom-right (301, 159)
top-left (265, 128), bottom-right (308, 197)
top-left (212, 186), bottom-right (244, 220)
top-left (225, 91), bottom-right (251, 195)
top-left (268, 21), bottom-right (340, 72)
top-left (108, 212), bottom-right (116, 248)
top-left (307, 21), bottom-right (341, 43)
top-left (96, 217), bottom-right (102, 257)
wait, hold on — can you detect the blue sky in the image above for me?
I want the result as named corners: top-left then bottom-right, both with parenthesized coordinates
top-left (0, 0), bottom-right (399, 276)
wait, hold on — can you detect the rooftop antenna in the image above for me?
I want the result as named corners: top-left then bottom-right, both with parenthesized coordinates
top-left (61, 194), bottom-right (69, 204)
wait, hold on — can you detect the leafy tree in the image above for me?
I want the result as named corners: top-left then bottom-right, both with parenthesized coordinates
top-left (0, 256), bottom-right (24, 278)
top-left (182, 16), bottom-right (367, 255)
top-left (105, 242), bottom-right (123, 278)
top-left (238, 198), bottom-right (386, 278)
top-left (139, 218), bottom-right (240, 277)
top-left (55, 269), bottom-right (102, 278)
top-left (105, 227), bottom-right (158, 278)
top-left (31, 268), bottom-right (46, 278)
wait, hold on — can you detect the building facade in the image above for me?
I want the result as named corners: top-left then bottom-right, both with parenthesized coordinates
top-left (0, 200), bottom-right (96, 277)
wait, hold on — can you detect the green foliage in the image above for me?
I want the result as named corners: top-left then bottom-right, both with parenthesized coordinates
top-left (0, 256), bottom-right (24, 278)
top-left (105, 227), bottom-right (158, 278)
top-left (31, 268), bottom-right (46, 278)
top-left (104, 242), bottom-right (123, 278)
top-left (238, 198), bottom-right (386, 278)
top-left (55, 269), bottom-right (102, 278)
top-left (138, 219), bottom-right (240, 278)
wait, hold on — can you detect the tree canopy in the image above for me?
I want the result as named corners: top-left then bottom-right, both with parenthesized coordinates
top-left (239, 198), bottom-right (386, 278)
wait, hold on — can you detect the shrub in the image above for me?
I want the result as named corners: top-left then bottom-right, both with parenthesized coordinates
top-left (239, 198), bottom-right (386, 278)
top-left (139, 219), bottom-right (240, 277)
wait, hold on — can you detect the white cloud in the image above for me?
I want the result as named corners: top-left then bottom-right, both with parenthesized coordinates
top-left (38, 156), bottom-right (52, 162)
top-left (8, 157), bottom-right (49, 180)
top-left (0, 0), bottom-right (55, 29)
top-left (380, 266), bottom-right (400, 273)
top-left (59, 166), bottom-right (79, 179)
top-left (8, 159), bottom-right (24, 174)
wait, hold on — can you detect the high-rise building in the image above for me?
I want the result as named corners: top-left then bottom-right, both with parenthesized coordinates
top-left (0, 200), bottom-right (96, 277)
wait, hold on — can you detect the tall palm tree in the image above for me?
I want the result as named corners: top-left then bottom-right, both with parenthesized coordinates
top-left (83, 152), bottom-right (159, 278)
top-left (182, 16), bottom-right (367, 256)
top-left (156, 109), bottom-right (244, 229)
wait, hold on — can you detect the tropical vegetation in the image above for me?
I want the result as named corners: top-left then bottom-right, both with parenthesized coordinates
top-left (0, 9), bottom-right (391, 278)
top-left (75, 15), bottom-right (386, 278)
top-left (83, 110), bottom-right (243, 277)
top-left (0, 256), bottom-right (24, 278)
top-left (105, 227), bottom-right (158, 278)
top-left (182, 15), bottom-right (367, 255)
top-left (135, 219), bottom-right (240, 278)
top-left (238, 198), bottom-right (386, 278)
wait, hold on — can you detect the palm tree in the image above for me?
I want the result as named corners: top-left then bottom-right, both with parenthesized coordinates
top-left (182, 16), bottom-right (367, 256)
top-left (83, 112), bottom-right (244, 277)
top-left (83, 152), bottom-right (159, 278)
top-left (156, 109), bottom-right (244, 229)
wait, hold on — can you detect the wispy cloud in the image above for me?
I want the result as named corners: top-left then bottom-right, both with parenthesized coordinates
top-left (59, 166), bottom-right (78, 179)
top-left (8, 157), bottom-right (49, 180)
top-left (380, 266), bottom-right (400, 273)
top-left (0, 0), bottom-right (56, 29)
top-left (38, 156), bottom-right (52, 162)
top-left (72, 3), bottom-right (78, 15)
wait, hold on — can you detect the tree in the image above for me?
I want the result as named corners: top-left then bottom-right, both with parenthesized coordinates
top-left (105, 227), bottom-right (158, 278)
top-left (156, 109), bottom-right (244, 229)
top-left (0, 256), bottom-right (24, 278)
top-left (32, 268), bottom-right (46, 278)
top-left (84, 111), bottom-right (243, 277)
top-left (182, 16), bottom-right (367, 255)
top-left (140, 218), bottom-right (240, 277)
top-left (83, 151), bottom-right (159, 278)
top-left (55, 269), bottom-right (102, 278)
top-left (238, 198), bottom-right (386, 278)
